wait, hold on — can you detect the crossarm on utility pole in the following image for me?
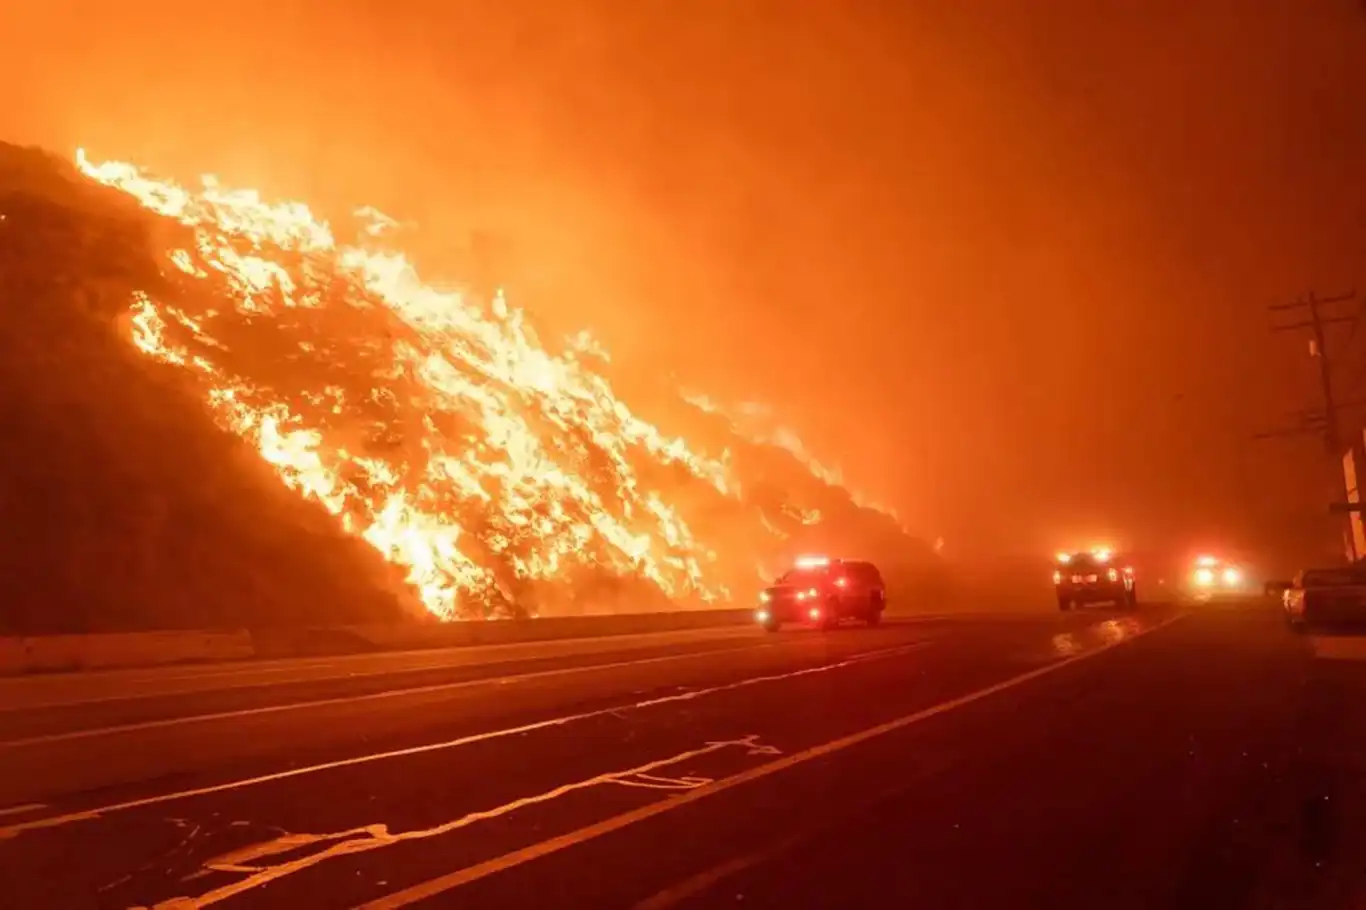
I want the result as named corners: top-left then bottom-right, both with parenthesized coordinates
top-left (1271, 316), bottom-right (1356, 332)
top-left (1258, 289), bottom-right (1358, 455)
top-left (1309, 292), bottom-right (1343, 453)
top-left (1269, 291), bottom-right (1357, 311)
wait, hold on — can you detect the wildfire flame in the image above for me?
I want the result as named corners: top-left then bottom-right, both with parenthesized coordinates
top-left (75, 150), bottom-right (900, 620)
top-left (682, 392), bottom-right (907, 528)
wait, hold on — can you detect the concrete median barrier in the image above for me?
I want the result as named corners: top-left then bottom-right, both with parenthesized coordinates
top-left (0, 629), bottom-right (256, 675)
top-left (1, 608), bottom-right (761, 674)
top-left (251, 608), bottom-right (757, 658)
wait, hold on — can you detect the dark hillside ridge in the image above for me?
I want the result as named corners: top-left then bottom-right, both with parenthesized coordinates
top-left (0, 143), bottom-right (413, 634)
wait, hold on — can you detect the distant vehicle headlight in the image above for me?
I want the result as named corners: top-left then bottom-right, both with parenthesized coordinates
top-left (1222, 567), bottom-right (1241, 586)
top-left (1194, 568), bottom-right (1215, 586)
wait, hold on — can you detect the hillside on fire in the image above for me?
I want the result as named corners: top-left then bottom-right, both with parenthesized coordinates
top-left (0, 142), bottom-right (943, 634)
top-left (0, 144), bottom-right (416, 634)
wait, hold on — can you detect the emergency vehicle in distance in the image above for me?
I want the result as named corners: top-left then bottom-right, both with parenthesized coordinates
top-left (1053, 547), bottom-right (1138, 611)
top-left (1184, 554), bottom-right (1252, 602)
top-left (755, 555), bottom-right (887, 631)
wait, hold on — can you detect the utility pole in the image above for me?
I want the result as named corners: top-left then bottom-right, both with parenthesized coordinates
top-left (1266, 290), bottom-right (1358, 454)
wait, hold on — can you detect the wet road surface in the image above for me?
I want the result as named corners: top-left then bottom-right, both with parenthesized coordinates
top-left (1, 602), bottom-right (1362, 909)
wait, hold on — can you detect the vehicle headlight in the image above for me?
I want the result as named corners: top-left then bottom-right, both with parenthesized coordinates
top-left (1222, 568), bottom-right (1241, 586)
top-left (759, 590), bottom-right (771, 604)
top-left (1194, 568), bottom-right (1214, 586)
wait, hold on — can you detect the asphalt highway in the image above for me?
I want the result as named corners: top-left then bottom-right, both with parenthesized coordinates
top-left (1, 602), bottom-right (1363, 909)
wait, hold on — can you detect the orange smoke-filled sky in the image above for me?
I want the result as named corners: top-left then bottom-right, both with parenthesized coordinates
top-left (4, 0), bottom-right (1366, 562)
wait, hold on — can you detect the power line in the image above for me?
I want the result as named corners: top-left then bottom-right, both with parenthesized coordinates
top-left (1261, 290), bottom-right (1357, 454)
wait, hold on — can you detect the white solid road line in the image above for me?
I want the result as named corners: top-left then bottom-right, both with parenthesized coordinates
top-left (0, 640), bottom-right (783, 750)
top-left (0, 626), bottom-right (765, 712)
top-left (631, 833), bottom-right (804, 910)
top-left (0, 640), bottom-right (928, 839)
top-left (356, 612), bottom-right (1190, 910)
top-left (0, 623), bottom-right (960, 748)
top-left (152, 737), bottom-right (772, 908)
top-left (0, 615), bottom-right (968, 713)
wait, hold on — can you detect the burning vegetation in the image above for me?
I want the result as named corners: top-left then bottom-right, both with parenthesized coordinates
top-left (0, 142), bottom-right (939, 632)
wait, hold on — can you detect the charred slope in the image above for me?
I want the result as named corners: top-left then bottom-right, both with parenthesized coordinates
top-left (0, 144), bottom-right (412, 634)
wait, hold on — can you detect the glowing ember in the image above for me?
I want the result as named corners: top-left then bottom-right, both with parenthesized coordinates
top-left (76, 150), bottom-right (895, 620)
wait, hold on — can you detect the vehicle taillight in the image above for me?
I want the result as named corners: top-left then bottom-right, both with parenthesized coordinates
top-left (809, 607), bottom-right (821, 621)
top-left (808, 587), bottom-right (818, 597)
top-left (1106, 568), bottom-right (1119, 582)
top-left (1052, 570), bottom-right (1062, 584)
top-left (835, 576), bottom-right (848, 588)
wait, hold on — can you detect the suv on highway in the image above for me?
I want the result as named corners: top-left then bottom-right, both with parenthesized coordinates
top-left (756, 556), bottom-right (887, 631)
top-left (1182, 554), bottom-right (1253, 603)
top-left (1054, 550), bottom-right (1137, 611)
